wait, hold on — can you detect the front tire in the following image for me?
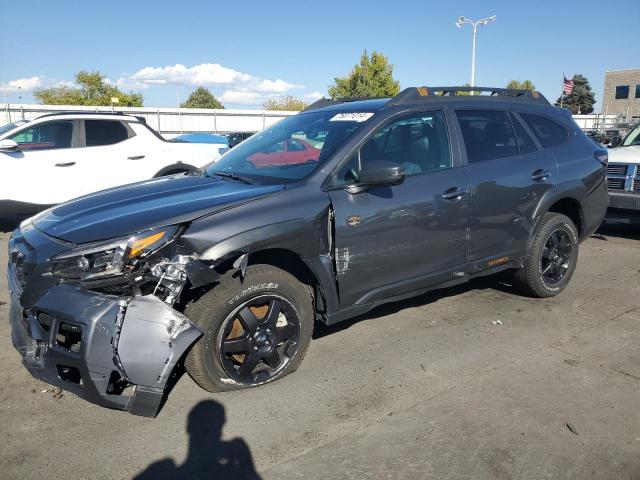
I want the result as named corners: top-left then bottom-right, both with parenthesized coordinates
top-left (185, 265), bottom-right (313, 392)
top-left (512, 212), bottom-right (579, 298)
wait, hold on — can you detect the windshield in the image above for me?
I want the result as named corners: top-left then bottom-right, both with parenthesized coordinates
top-left (0, 120), bottom-right (29, 137)
top-left (621, 123), bottom-right (640, 147)
top-left (205, 110), bottom-right (372, 183)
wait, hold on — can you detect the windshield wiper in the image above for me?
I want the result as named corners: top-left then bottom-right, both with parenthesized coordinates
top-left (207, 170), bottom-right (254, 184)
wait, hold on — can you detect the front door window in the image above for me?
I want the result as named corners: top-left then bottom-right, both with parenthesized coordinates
top-left (10, 121), bottom-right (74, 151)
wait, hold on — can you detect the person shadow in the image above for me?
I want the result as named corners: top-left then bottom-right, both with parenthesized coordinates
top-left (134, 400), bottom-right (262, 480)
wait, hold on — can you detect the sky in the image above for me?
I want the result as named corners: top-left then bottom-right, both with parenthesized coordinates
top-left (1, 0), bottom-right (638, 111)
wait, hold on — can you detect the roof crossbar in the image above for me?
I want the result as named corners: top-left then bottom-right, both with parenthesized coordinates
top-left (388, 86), bottom-right (550, 106)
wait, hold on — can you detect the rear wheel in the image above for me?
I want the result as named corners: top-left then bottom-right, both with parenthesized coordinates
top-left (512, 212), bottom-right (579, 298)
top-left (185, 265), bottom-right (313, 392)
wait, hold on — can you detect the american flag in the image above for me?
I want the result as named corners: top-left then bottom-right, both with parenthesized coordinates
top-left (562, 76), bottom-right (574, 95)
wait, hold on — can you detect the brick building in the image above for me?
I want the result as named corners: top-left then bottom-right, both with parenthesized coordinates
top-left (602, 68), bottom-right (640, 118)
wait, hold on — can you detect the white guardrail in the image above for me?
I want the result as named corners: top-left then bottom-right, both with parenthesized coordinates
top-left (1, 103), bottom-right (298, 138)
top-left (0, 104), bottom-right (631, 138)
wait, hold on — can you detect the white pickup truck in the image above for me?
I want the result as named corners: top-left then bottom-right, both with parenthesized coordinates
top-left (605, 122), bottom-right (640, 222)
top-left (0, 112), bottom-right (227, 218)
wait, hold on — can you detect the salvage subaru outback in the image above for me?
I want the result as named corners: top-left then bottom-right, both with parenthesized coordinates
top-left (8, 86), bottom-right (609, 417)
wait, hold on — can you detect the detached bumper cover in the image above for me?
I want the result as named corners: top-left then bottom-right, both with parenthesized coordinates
top-left (8, 280), bottom-right (201, 417)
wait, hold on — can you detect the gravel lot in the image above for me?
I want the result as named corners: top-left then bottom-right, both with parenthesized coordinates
top-left (1, 221), bottom-right (639, 479)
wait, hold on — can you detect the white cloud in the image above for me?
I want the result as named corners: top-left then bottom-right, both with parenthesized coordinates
top-left (220, 90), bottom-right (265, 105)
top-left (5, 76), bottom-right (43, 91)
top-left (113, 76), bottom-right (149, 90)
top-left (256, 78), bottom-right (301, 93)
top-left (129, 63), bottom-right (253, 87)
top-left (305, 91), bottom-right (324, 100)
top-left (125, 62), bottom-right (302, 101)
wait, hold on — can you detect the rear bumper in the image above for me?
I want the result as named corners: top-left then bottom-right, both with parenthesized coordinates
top-left (8, 277), bottom-right (201, 417)
top-left (608, 192), bottom-right (640, 212)
top-left (581, 180), bottom-right (609, 239)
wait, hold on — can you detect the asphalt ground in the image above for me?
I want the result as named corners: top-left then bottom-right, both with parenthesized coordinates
top-left (0, 220), bottom-right (639, 479)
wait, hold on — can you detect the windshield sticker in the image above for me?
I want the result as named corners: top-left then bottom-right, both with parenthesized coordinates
top-left (329, 112), bottom-right (374, 122)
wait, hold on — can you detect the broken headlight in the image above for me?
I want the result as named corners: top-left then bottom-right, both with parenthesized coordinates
top-left (50, 226), bottom-right (180, 281)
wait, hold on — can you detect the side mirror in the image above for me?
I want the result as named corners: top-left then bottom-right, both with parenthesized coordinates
top-left (346, 161), bottom-right (405, 194)
top-left (609, 135), bottom-right (622, 148)
top-left (0, 139), bottom-right (18, 152)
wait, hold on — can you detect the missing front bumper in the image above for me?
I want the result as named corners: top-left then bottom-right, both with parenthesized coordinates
top-left (9, 283), bottom-right (202, 417)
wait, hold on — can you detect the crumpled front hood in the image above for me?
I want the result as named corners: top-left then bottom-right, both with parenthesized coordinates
top-left (608, 145), bottom-right (640, 164)
top-left (32, 175), bottom-right (283, 244)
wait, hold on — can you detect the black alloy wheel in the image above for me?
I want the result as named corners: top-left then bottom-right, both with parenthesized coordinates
top-left (511, 212), bottom-right (579, 298)
top-left (218, 294), bottom-right (300, 385)
top-left (540, 229), bottom-right (573, 286)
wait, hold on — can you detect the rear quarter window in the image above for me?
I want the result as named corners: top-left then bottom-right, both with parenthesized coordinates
top-left (520, 113), bottom-right (568, 148)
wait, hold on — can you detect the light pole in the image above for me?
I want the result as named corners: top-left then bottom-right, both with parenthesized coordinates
top-left (456, 15), bottom-right (496, 93)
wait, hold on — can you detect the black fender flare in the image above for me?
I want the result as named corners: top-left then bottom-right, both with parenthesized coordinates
top-left (532, 182), bottom-right (586, 234)
top-left (153, 162), bottom-right (198, 177)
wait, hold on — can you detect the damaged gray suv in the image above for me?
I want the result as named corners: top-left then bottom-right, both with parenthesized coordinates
top-left (8, 86), bottom-right (609, 416)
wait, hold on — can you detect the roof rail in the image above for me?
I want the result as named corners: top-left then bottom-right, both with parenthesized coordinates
top-left (303, 98), bottom-right (337, 112)
top-left (303, 96), bottom-right (387, 112)
top-left (388, 86), bottom-right (549, 106)
top-left (35, 111), bottom-right (142, 120)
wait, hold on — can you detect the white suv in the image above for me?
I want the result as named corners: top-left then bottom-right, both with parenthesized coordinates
top-left (606, 122), bottom-right (640, 220)
top-left (0, 112), bottom-right (227, 218)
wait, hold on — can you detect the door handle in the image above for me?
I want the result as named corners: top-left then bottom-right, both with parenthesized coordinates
top-left (531, 169), bottom-right (551, 181)
top-left (127, 155), bottom-right (145, 160)
top-left (55, 162), bottom-right (76, 167)
top-left (441, 187), bottom-right (468, 200)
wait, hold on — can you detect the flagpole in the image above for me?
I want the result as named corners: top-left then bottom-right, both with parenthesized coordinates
top-left (560, 73), bottom-right (564, 109)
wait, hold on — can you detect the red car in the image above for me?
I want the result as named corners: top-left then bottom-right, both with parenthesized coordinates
top-left (247, 138), bottom-right (320, 167)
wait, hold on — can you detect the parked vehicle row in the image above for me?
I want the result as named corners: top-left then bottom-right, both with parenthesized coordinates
top-left (7, 85), bottom-right (609, 417)
top-left (0, 112), bottom-right (228, 218)
top-left (173, 132), bottom-right (230, 153)
top-left (226, 131), bottom-right (255, 148)
top-left (604, 122), bottom-right (640, 222)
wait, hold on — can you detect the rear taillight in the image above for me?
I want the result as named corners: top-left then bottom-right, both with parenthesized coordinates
top-left (594, 149), bottom-right (608, 167)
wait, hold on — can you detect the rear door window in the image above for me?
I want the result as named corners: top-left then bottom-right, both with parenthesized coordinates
top-left (10, 121), bottom-right (74, 151)
top-left (84, 120), bottom-right (130, 147)
top-left (520, 113), bottom-right (568, 148)
top-left (455, 110), bottom-right (518, 163)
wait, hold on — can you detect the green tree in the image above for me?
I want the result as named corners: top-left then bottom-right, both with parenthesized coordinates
top-left (263, 95), bottom-right (306, 111)
top-left (328, 50), bottom-right (400, 99)
top-left (180, 87), bottom-right (224, 109)
top-left (554, 74), bottom-right (595, 114)
top-left (506, 79), bottom-right (536, 91)
top-left (34, 71), bottom-right (143, 106)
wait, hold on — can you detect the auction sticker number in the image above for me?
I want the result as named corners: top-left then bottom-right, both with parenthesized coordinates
top-left (329, 112), bottom-right (374, 122)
